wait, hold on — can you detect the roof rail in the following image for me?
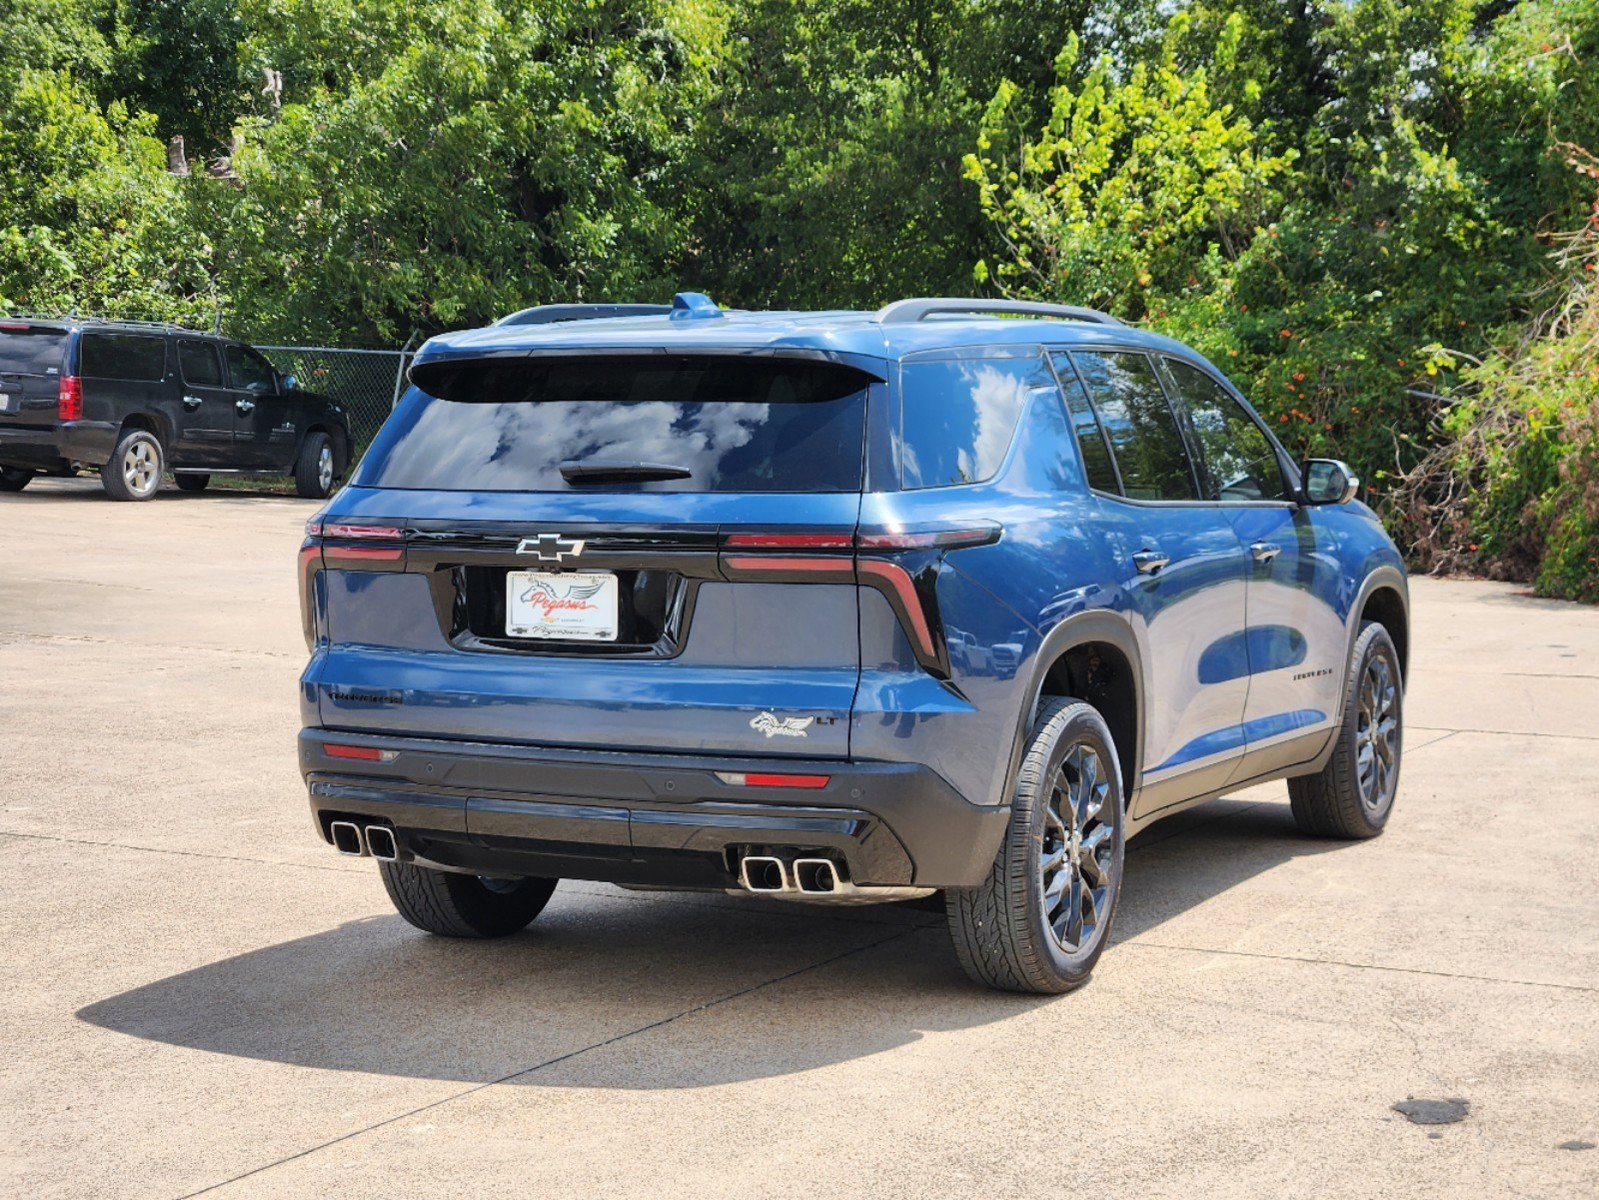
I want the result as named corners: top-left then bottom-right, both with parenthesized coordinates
top-left (873, 298), bottom-right (1124, 327)
top-left (0, 312), bottom-right (206, 333)
top-left (495, 303), bottom-right (673, 327)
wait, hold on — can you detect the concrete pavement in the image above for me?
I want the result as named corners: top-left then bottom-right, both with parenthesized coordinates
top-left (1, 476), bottom-right (1596, 1198)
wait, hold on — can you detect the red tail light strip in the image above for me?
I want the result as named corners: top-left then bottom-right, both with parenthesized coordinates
top-left (723, 555), bottom-right (853, 575)
top-left (309, 522), bottom-right (404, 541)
top-left (324, 545), bottom-right (403, 561)
top-left (724, 532), bottom-right (854, 549)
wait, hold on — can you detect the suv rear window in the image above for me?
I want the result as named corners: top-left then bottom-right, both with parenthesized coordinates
top-left (0, 327), bottom-right (68, 376)
top-left (362, 356), bottom-right (871, 493)
top-left (80, 332), bottom-right (166, 382)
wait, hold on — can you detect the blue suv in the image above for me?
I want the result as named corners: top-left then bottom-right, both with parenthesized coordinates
top-left (298, 294), bottom-right (1408, 994)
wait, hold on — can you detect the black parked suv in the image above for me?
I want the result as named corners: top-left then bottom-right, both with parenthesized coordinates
top-left (0, 317), bottom-right (351, 500)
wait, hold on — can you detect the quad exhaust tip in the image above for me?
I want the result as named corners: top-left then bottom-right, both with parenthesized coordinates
top-left (739, 855), bottom-right (788, 893)
top-left (734, 853), bottom-right (934, 904)
top-left (328, 820), bottom-right (399, 860)
top-left (329, 820), bottom-right (364, 857)
top-left (365, 825), bottom-right (398, 862)
top-left (793, 858), bottom-right (840, 894)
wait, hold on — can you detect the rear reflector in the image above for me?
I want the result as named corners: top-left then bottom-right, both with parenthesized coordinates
top-left (715, 771), bottom-right (831, 789)
top-left (57, 376), bottom-right (82, 421)
top-left (322, 743), bottom-right (398, 763)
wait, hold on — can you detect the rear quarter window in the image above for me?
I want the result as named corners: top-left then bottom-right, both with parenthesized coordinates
top-left (80, 332), bottom-right (166, 382)
top-left (899, 353), bottom-right (1050, 488)
top-left (359, 356), bottom-right (872, 493)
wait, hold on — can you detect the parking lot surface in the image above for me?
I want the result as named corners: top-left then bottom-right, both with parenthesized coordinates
top-left (2, 477), bottom-right (1596, 1199)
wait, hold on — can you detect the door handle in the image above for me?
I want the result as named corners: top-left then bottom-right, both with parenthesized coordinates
top-left (1132, 550), bottom-right (1171, 576)
top-left (1250, 542), bottom-right (1282, 563)
top-left (182, 395), bottom-right (203, 410)
top-left (235, 398), bottom-right (255, 414)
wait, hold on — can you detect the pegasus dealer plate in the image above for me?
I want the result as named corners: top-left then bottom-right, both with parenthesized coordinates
top-left (505, 570), bottom-right (618, 641)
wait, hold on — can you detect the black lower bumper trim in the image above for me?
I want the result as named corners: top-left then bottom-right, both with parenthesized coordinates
top-left (301, 729), bottom-right (1007, 888)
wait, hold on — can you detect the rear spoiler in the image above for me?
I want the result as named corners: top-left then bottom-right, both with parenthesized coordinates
top-left (409, 347), bottom-right (887, 402)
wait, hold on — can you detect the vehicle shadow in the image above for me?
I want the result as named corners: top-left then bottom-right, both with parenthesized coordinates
top-left (76, 795), bottom-right (1353, 1089)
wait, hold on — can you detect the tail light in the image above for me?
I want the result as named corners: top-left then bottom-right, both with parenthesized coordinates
top-left (720, 521), bottom-right (1000, 677)
top-left (57, 376), bottom-right (82, 421)
top-left (299, 520), bottom-right (407, 649)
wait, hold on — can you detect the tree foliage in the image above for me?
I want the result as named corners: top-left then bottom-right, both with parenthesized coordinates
top-left (0, 0), bottom-right (1595, 594)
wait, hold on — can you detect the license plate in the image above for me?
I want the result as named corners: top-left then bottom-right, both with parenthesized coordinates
top-left (505, 570), bottom-right (618, 641)
top-left (0, 393), bottom-right (13, 414)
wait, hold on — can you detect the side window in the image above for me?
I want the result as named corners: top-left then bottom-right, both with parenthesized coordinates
top-left (79, 332), bottom-right (166, 382)
top-left (1163, 359), bottom-right (1289, 502)
top-left (178, 340), bottom-right (223, 387)
top-left (899, 354), bottom-right (1047, 488)
top-left (1048, 353), bottom-right (1119, 493)
top-left (226, 344), bottom-right (277, 393)
top-left (1068, 351), bottom-right (1196, 501)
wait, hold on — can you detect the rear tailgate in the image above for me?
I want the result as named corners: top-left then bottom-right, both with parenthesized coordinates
top-left (303, 356), bottom-right (878, 759)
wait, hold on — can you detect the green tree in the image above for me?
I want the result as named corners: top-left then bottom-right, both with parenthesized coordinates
top-left (964, 16), bottom-right (1293, 316)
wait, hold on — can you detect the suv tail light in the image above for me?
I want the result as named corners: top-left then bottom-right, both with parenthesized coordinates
top-left (57, 376), bottom-right (82, 421)
top-left (720, 521), bottom-right (1001, 677)
top-left (299, 521), bottom-right (407, 649)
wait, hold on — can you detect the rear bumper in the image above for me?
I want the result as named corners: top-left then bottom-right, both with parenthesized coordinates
top-left (0, 421), bottom-right (116, 468)
top-left (299, 729), bottom-right (1008, 889)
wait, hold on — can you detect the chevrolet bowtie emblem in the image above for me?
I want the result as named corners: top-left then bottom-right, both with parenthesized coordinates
top-left (515, 533), bottom-right (587, 562)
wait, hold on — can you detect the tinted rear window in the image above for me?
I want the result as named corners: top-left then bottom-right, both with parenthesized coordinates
top-left (0, 328), bottom-right (68, 376)
top-left (80, 332), bottom-right (166, 381)
top-left (360, 356), bottom-right (871, 493)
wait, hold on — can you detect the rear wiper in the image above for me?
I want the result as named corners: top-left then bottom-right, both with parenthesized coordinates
top-left (558, 459), bottom-right (693, 484)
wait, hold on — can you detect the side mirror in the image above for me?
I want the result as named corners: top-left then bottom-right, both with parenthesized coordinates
top-left (282, 374), bottom-right (298, 393)
top-left (1301, 458), bottom-right (1360, 506)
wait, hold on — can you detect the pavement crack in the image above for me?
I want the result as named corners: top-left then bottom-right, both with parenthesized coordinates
top-left (1122, 940), bottom-right (1597, 994)
top-left (173, 925), bottom-right (922, 1199)
top-left (0, 828), bottom-right (362, 875)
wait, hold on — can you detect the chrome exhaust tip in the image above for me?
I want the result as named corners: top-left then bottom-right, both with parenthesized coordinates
top-left (329, 820), bottom-right (365, 857)
top-left (793, 858), bottom-right (840, 894)
top-left (365, 825), bottom-right (398, 862)
top-left (739, 855), bottom-right (789, 893)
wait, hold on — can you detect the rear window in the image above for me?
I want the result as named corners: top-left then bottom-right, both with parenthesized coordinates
top-left (0, 328), bottom-right (68, 376)
top-left (360, 356), bottom-right (871, 493)
top-left (899, 353), bottom-right (1049, 488)
top-left (80, 332), bottom-right (166, 382)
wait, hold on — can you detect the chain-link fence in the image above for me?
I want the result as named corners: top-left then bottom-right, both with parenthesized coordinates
top-left (255, 343), bottom-right (415, 455)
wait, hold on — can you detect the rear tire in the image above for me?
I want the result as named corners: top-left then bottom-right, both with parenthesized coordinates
top-left (294, 431), bottom-right (336, 499)
top-left (0, 467), bottom-right (32, 492)
top-left (174, 474), bottom-right (209, 492)
top-left (378, 860), bottom-right (556, 938)
top-left (101, 429), bottom-right (163, 501)
top-left (946, 698), bottom-right (1125, 994)
top-left (1288, 621), bottom-right (1403, 839)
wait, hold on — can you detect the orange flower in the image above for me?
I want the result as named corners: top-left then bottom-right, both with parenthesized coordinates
top-left (1280, 329), bottom-right (1293, 338)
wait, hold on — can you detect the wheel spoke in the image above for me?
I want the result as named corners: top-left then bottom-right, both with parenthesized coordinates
top-left (1063, 876), bottom-right (1084, 949)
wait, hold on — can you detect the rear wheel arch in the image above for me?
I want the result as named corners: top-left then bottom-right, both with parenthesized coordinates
top-left (118, 411), bottom-right (170, 453)
top-left (1010, 614), bottom-right (1144, 802)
